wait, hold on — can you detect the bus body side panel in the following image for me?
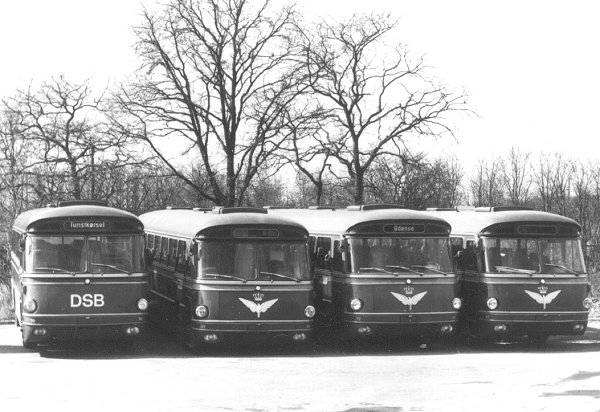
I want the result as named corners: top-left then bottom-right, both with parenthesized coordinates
top-left (20, 275), bottom-right (149, 344)
top-left (461, 275), bottom-right (589, 337)
top-left (148, 266), bottom-right (181, 328)
top-left (332, 275), bottom-right (459, 338)
top-left (185, 282), bottom-right (314, 340)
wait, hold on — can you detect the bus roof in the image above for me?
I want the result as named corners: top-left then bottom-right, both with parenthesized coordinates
top-left (426, 209), bottom-right (581, 236)
top-left (13, 205), bottom-right (141, 233)
top-left (267, 208), bottom-right (451, 236)
top-left (139, 209), bottom-right (308, 239)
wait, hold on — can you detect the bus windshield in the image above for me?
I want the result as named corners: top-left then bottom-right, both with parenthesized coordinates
top-left (348, 237), bottom-right (453, 275)
top-left (28, 235), bottom-right (145, 274)
top-left (482, 237), bottom-right (586, 274)
top-left (197, 240), bottom-right (310, 281)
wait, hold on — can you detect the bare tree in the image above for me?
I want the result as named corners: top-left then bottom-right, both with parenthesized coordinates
top-left (502, 147), bottom-right (532, 205)
top-left (469, 158), bottom-right (504, 206)
top-left (297, 14), bottom-right (467, 204)
top-left (5, 76), bottom-right (131, 200)
top-left (115, 0), bottom-right (303, 206)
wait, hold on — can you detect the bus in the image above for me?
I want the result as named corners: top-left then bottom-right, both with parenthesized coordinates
top-left (428, 206), bottom-right (593, 343)
top-left (10, 200), bottom-right (148, 348)
top-left (139, 207), bottom-right (314, 347)
top-left (267, 205), bottom-right (461, 340)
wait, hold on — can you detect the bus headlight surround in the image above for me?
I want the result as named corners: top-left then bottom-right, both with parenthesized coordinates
top-left (137, 298), bottom-right (148, 311)
top-left (583, 297), bottom-right (594, 310)
top-left (452, 298), bottom-right (462, 310)
top-left (195, 305), bottom-right (209, 318)
top-left (304, 305), bottom-right (316, 318)
top-left (23, 299), bottom-right (37, 313)
top-left (487, 298), bottom-right (498, 310)
top-left (350, 298), bottom-right (363, 311)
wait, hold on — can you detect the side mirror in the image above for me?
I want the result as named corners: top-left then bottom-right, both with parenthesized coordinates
top-left (19, 235), bottom-right (26, 251)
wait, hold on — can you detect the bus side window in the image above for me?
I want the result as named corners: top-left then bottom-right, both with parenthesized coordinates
top-left (332, 240), bottom-right (344, 272)
top-left (315, 237), bottom-right (331, 269)
top-left (177, 240), bottom-right (188, 273)
top-left (160, 237), bottom-right (169, 264)
top-left (147, 234), bottom-right (155, 251)
top-left (153, 236), bottom-right (161, 263)
top-left (168, 238), bottom-right (178, 268)
top-left (463, 240), bottom-right (479, 273)
top-left (308, 236), bottom-right (316, 270)
top-left (450, 237), bottom-right (463, 271)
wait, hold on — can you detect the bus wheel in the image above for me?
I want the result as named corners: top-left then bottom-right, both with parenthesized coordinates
top-left (527, 334), bottom-right (549, 345)
top-left (21, 330), bottom-right (36, 350)
top-left (178, 304), bottom-right (197, 351)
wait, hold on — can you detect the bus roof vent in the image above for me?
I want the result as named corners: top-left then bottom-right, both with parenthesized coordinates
top-left (192, 207), bottom-right (212, 212)
top-left (213, 206), bottom-right (267, 214)
top-left (347, 204), bottom-right (406, 211)
top-left (57, 199), bottom-right (108, 207)
top-left (308, 206), bottom-right (336, 210)
top-left (476, 206), bottom-right (534, 213)
top-left (426, 207), bottom-right (458, 212)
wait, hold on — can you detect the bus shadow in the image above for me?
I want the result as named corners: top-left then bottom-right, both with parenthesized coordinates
top-left (36, 329), bottom-right (600, 360)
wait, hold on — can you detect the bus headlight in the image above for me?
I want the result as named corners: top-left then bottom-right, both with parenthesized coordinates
top-left (350, 298), bottom-right (363, 311)
top-left (137, 298), bottom-right (148, 311)
top-left (583, 297), bottom-right (594, 310)
top-left (452, 298), bottom-right (462, 310)
top-left (487, 298), bottom-right (498, 310)
top-left (304, 305), bottom-right (316, 318)
top-left (23, 299), bottom-right (38, 313)
top-left (195, 305), bottom-right (209, 318)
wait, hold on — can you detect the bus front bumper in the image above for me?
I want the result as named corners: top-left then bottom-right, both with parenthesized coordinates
top-left (189, 319), bottom-right (313, 344)
top-left (471, 310), bottom-right (589, 337)
top-left (21, 313), bottom-right (148, 345)
top-left (340, 311), bottom-right (459, 338)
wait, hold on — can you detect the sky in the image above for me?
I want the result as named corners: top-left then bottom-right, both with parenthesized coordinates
top-left (1, 0), bottom-right (599, 171)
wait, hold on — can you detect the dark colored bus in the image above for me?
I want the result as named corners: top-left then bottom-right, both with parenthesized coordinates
top-left (139, 207), bottom-right (314, 347)
top-left (428, 206), bottom-right (593, 343)
top-left (10, 200), bottom-right (148, 348)
top-left (267, 205), bottom-right (461, 340)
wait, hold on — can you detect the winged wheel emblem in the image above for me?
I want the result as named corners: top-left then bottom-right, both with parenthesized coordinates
top-left (238, 298), bottom-right (279, 318)
top-left (524, 290), bottom-right (561, 310)
top-left (391, 291), bottom-right (427, 311)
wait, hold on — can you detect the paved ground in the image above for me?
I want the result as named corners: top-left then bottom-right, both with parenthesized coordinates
top-left (0, 322), bottom-right (599, 412)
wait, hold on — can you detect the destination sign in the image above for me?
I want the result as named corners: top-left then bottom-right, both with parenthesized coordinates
top-left (517, 225), bottom-right (557, 235)
top-left (64, 221), bottom-right (109, 231)
top-left (233, 228), bottom-right (279, 238)
top-left (383, 224), bottom-right (425, 234)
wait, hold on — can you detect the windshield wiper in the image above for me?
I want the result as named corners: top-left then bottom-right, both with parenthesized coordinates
top-left (90, 263), bottom-right (131, 275)
top-left (385, 265), bottom-right (422, 275)
top-left (203, 273), bottom-right (247, 283)
top-left (494, 265), bottom-right (537, 275)
top-left (543, 263), bottom-right (579, 275)
top-left (411, 265), bottom-right (448, 275)
top-left (359, 267), bottom-right (393, 274)
top-left (35, 267), bottom-right (76, 275)
top-left (260, 271), bottom-right (300, 283)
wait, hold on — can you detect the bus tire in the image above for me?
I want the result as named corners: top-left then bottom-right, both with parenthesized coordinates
top-left (21, 330), bottom-right (36, 350)
top-left (178, 303), bottom-right (197, 351)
